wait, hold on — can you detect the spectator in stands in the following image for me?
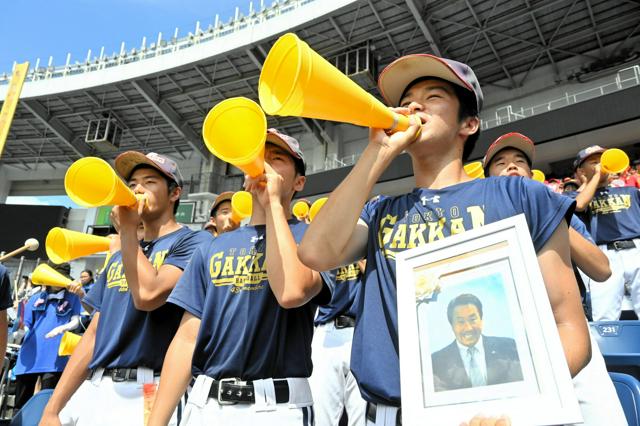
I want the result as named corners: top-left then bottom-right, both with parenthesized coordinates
top-left (13, 262), bottom-right (81, 410)
top-left (563, 178), bottom-right (580, 193)
top-left (299, 54), bottom-right (590, 425)
top-left (0, 264), bottom-right (13, 366)
top-left (67, 269), bottom-right (94, 299)
top-left (571, 145), bottom-right (640, 320)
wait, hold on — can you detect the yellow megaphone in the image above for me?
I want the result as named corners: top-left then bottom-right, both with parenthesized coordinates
top-left (65, 157), bottom-right (144, 208)
top-left (292, 200), bottom-right (310, 220)
top-left (601, 148), bottom-right (629, 174)
top-left (464, 161), bottom-right (485, 179)
top-left (259, 33), bottom-right (410, 132)
top-left (309, 197), bottom-right (328, 222)
top-left (31, 264), bottom-right (73, 288)
top-left (46, 227), bottom-right (111, 264)
top-left (58, 331), bottom-right (81, 356)
top-left (231, 191), bottom-right (253, 224)
top-left (202, 97), bottom-right (267, 178)
top-left (532, 169), bottom-right (546, 183)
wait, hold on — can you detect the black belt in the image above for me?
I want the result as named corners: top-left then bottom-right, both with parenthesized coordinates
top-left (606, 240), bottom-right (637, 250)
top-left (99, 368), bottom-right (159, 382)
top-left (334, 315), bottom-right (356, 329)
top-left (209, 378), bottom-right (290, 404)
top-left (366, 402), bottom-right (401, 425)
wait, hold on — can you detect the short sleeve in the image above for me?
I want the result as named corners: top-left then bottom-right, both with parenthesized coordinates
top-left (0, 267), bottom-right (13, 311)
top-left (360, 196), bottom-right (386, 226)
top-left (167, 244), bottom-right (209, 319)
top-left (70, 294), bottom-right (82, 316)
top-left (163, 230), bottom-right (213, 271)
top-left (23, 296), bottom-right (35, 329)
top-left (84, 268), bottom-right (107, 311)
top-left (510, 178), bottom-right (575, 252)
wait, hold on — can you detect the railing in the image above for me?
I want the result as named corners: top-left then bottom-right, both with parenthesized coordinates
top-left (480, 65), bottom-right (640, 130)
top-left (309, 64), bottom-right (640, 174)
top-left (0, 0), bottom-right (317, 84)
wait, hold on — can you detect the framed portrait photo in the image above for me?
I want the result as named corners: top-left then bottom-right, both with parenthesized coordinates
top-left (396, 214), bottom-right (581, 426)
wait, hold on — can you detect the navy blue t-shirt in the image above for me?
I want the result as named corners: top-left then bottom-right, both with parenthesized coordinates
top-left (168, 220), bottom-right (331, 380)
top-left (0, 265), bottom-right (13, 311)
top-left (315, 263), bottom-right (362, 325)
top-left (85, 227), bottom-right (212, 370)
top-left (578, 186), bottom-right (640, 244)
top-left (352, 177), bottom-right (574, 406)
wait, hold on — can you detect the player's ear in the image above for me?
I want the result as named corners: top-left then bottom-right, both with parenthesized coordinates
top-left (293, 175), bottom-right (306, 192)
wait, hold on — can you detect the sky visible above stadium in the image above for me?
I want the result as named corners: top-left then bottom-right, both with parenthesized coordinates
top-left (0, 0), bottom-right (251, 74)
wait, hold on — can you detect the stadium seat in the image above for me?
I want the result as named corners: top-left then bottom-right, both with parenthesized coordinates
top-left (10, 389), bottom-right (53, 426)
top-left (590, 321), bottom-right (640, 366)
top-left (610, 372), bottom-right (640, 426)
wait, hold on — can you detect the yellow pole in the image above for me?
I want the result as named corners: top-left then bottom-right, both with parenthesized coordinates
top-left (0, 62), bottom-right (30, 158)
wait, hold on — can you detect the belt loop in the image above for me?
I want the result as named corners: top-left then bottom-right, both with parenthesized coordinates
top-left (286, 378), bottom-right (312, 408)
top-left (190, 375), bottom-right (214, 408)
top-left (253, 378), bottom-right (277, 412)
top-left (91, 368), bottom-right (104, 385)
top-left (137, 367), bottom-right (154, 385)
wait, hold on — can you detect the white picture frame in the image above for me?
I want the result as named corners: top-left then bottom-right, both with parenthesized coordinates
top-left (396, 214), bottom-right (582, 426)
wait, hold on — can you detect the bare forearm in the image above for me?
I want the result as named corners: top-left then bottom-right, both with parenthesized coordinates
top-left (265, 202), bottom-right (318, 308)
top-left (557, 321), bottom-right (591, 376)
top-left (569, 228), bottom-right (611, 282)
top-left (299, 144), bottom-right (391, 270)
top-left (575, 176), bottom-right (600, 211)
top-left (120, 227), bottom-right (166, 310)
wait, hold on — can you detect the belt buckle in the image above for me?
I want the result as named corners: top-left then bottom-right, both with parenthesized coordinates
top-left (111, 368), bottom-right (126, 383)
top-left (614, 241), bottom-right (625, 250)
top-left (217, 378), bottom-right (239, 405)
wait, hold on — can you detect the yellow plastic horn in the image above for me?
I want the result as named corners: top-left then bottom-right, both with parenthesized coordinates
top-left (309, 197), bottom-right (328, 222)
top-left (46, 227), bottom-right (111, 264)
top-left (31, 264), bottom-right (73, 288)
top-left (601, 148), bottom-right (630, 174)
top-left (463, 161), bottom-right (485, 179)
top-left (259, 33), bottom-right (410, 132)
top-left (292, 201), bottom-right (310, 220)
top-left (202, 97), bottom-right (266, 178)
top-left (231, 191), bottom-right (253, 224)
top-left (65, 157), bottom-right (143, 208)
top-left (58, 331), bottom-right (82, 356)
top-left (532, 169), bottom-right (546, 183)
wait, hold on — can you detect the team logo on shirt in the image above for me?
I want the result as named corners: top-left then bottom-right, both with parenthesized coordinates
top-left (589, 193), bottom-right (632, 215)
top-left (377, 206), bottom-right (485, 259)
top-left (336, 264), bottom-right (360, 283)
top-left (208, 248), bottom-right (268, 294)
top-left (106, 250), bottom-right (169, 293)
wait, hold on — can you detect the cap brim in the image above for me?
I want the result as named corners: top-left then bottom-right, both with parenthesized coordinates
top-left (210, 191), bottom-right (234, 215)
top-left (483, 133), bottom-right (535, 168)
top-left (378, 55), bottom-right (474, 107)
top-left (115, 151), bottom-right (173, 183)
top-left (265, 133), bottom-right (301, 160)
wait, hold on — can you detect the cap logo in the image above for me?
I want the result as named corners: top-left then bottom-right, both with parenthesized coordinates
top-left (148, 152), bottom-right (166, 164)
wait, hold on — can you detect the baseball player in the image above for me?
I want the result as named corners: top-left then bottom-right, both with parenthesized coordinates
top-left (309, 260), bottom-right (366, 426)
top-left (40, 152), bottom-right (212, 426)
top-left (483, 132), bottom-right (626, 426)
top-left (569, 145), bottom-right (640, 320)
top-left (147, 129), bottom-right (331, 426)
top-left (299, 54), bottom-right (590, 425)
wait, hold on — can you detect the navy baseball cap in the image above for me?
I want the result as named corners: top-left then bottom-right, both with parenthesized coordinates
top-left (573, 145), bottom-right (606, 170)
top-left (115, 151), bottom-right (184, 187)
top-left (266, 128), bottom-right (306, 175)
top-left (483, 132), bottom-right (535, 168)
top-left (378, 54), bottom-right (483, 113)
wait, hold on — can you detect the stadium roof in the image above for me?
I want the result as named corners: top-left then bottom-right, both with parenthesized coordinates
top-left (1, 0), bottom-right (638, 170)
